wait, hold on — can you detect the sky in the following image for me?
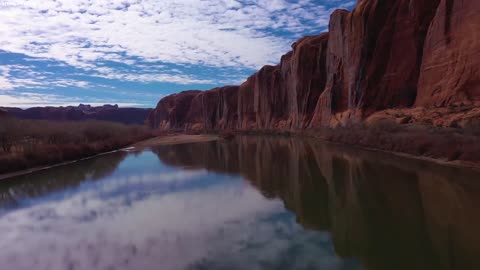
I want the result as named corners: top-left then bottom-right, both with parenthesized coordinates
top-left (0, 0), bottom-right (355, 108)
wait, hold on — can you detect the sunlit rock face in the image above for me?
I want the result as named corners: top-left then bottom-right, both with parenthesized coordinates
top-left (311, 0), bottom-right (442, 127)
top-left (148, 0), bottom-right (479, 131)
top-left (153, 137), bottom-right (480, 270)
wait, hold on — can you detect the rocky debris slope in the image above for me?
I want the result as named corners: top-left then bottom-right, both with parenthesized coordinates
top-left (149, 0), bottom-right (480, 131)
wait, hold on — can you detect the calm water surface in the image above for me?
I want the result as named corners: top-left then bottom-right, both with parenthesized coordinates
top-left (0, 136), bottom-right (479, 270)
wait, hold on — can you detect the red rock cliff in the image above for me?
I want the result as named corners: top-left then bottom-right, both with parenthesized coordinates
top-left (416, 0), bottom-right (480, 107)
top-left (148, 0), bottom-right (479, 131)
top-left (237, 33), bottom-right (329, 130)
top-left (185, 86), bottom-right (239, 131)
top-left (148, 90), bottom-right (200, 130)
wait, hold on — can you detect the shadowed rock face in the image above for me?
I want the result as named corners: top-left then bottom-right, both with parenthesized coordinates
top-left (153, 137), bottom-right (480, 270)
top-left (148, 90), bottom-right (201, 129)
top-left (185, 86), bottom-right (239, 131)
top-left (416, 0), bottom-right (480, 107)
top-left (149, 0), bottom-right (479, 131)
top-left (151, 35), bottom-right (330, 131)
top-left (242, 34), bottom-right (329, 130)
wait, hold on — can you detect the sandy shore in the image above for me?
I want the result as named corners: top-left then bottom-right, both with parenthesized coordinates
top-left (132, 134), bottom-right (219, 148)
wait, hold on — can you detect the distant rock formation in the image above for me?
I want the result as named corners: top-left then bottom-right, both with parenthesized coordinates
top-left (2, 104), bottom-right (152, 125)
top-left (0, 109), bottom-right (8, 118)
top-left (148, 0), bottom-right (480, 131)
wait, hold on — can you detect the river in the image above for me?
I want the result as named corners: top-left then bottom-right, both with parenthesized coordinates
top-left (0, 136), bottom-right (479, 270)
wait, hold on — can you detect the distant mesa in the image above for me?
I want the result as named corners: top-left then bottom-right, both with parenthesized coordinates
top-left (0, 108), bottom-right (8, 118)
top-left (1, 104), bottom-right (151, 125)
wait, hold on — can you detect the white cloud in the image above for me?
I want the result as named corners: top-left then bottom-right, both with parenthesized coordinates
top-left (0, 92), bottom-right (143, 107)
top-left (0, 75), bottom-right (14, 90)
top-left (91, 71), bottom-right (215, 85)
top-left (0, 0), bottom-right (356, 106)
top-left (0, 0), bottom-right (342, 72)
top-left (0, 64), bottom-right (92, 90)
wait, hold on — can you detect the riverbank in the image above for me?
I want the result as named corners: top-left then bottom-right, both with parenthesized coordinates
top-left (132, 134), bottom-right (219, 148)
top-left (2, 128), bottom-right (478, 180)
top-left (0, 134), bottom-right (219, 180)
top-left (0, 118), bottom-right (152, 177)
top-left (0, 148), bottom-right (124, 180)
top-left (0, 141), bottom-right (144, 180)
top-left (315, 137), bottom-right (480, 171)
top-left (145, 127), bottom-right (480, 170)
top-left (229, 124), bottom-right (480, 170)
top-left (312, 123), bottom-right (480, 170)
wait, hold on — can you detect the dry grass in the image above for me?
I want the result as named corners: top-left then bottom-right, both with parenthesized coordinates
top-left (319, 121), bottom-right (480, 163)
top-left (0, 118), bottom-right (152, 174)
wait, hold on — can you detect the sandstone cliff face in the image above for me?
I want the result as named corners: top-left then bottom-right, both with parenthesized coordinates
top-left (281, 34), bottom-right (329, 129)
top-left (311, 0), bottom-right (442, 127)
top-left (225, 34), bottom-right (329, 131)
top-left (185, 86), bottom-right (239, 131)
top-left (149, 0), bottom-right (479, 131)
top-left (148, 90), bottom-right (200, 129)
top-left (416, 0), bottom-right (480, 107)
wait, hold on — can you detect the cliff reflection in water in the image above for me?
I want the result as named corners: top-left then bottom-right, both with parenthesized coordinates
top-left (153, 136), bottom-right (480, 270)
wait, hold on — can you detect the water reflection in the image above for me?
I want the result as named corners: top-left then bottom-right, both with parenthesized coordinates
top-left (0, 151), bottom-right (128, 208)
top-left (153, 136), bottom-right (480, 270)
top-left (0, 136), bottom-right (479, 270)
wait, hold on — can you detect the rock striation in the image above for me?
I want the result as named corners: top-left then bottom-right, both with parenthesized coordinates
top-left (416, 0), bottom-right (480, 107)
top-left (148, 90), bottom-right (201, 129)
top-left (149, 0), bottom-right (480, 131)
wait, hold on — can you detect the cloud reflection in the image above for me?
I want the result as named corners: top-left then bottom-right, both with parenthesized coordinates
top-left (0, 163), bottom-right (344, 270)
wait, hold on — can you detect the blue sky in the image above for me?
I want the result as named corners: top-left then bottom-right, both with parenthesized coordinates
top-left (0, 0), bottom-right (355, 108)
